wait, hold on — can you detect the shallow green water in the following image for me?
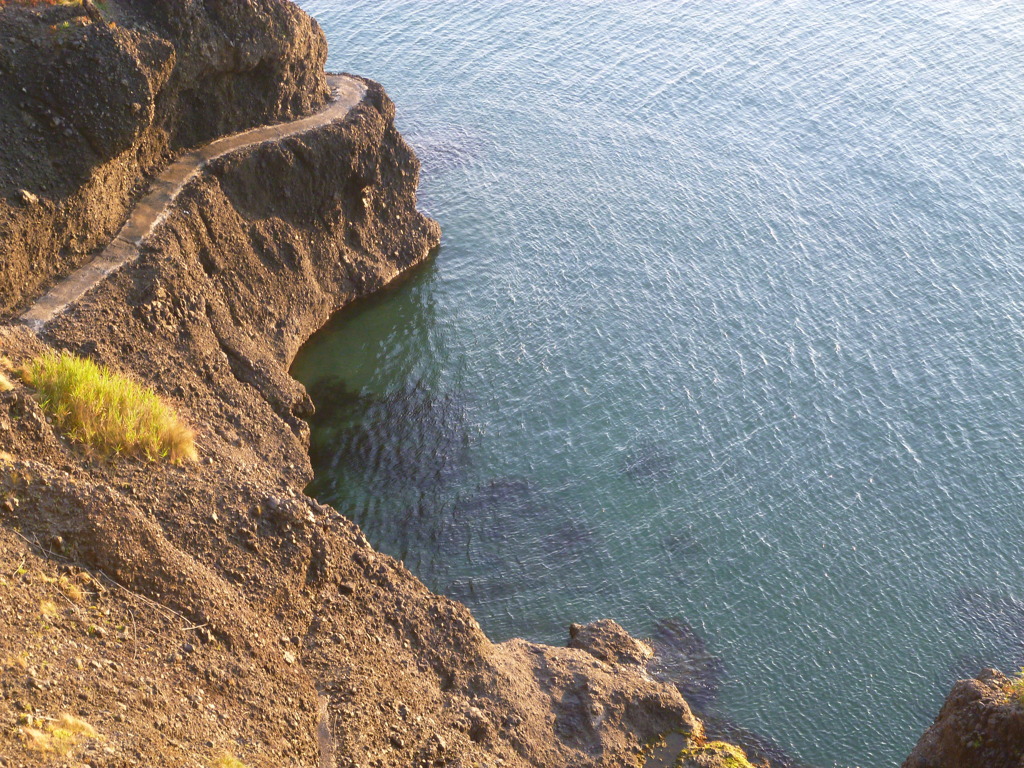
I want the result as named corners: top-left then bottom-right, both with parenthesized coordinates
top-left (291, 2), bottom-right (1024, 765)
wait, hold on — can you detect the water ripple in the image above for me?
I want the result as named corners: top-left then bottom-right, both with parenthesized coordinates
top-left (294, 2), bottom-right (1024, 766)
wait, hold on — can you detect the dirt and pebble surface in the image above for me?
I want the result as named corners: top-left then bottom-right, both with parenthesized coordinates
top-left (0, 2), bottom-right (748, 765)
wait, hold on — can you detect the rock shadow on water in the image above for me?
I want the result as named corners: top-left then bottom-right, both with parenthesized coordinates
top-left (662, 527), bottom-right (706, 559)
top-left (305, 376), bottom-right (365, 425)
top-left (644, 619), bottom-right (813, 767)
top-left (456, 477), bottom-right (538, 516)
top-left (431, 478), bottom-right (595, 559)
top-left (430, 477), bottom-right (551, 558)
top-left (418, 477), bottom-right (595, 606)
top-left (417, 478), bottom-right (546, 606)
top-left (441, 575), bottom-right (535, 607)
top-left (306, 376), bottom-right (471, 496)
top-left (662, 529), bottom-right (703, 557)
top-left (540, 516), bottom-right (594, 559)
top-left (647, 618), bottom-right (726, 712)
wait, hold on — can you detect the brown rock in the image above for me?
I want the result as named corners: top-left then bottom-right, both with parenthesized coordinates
top-left (904, 669), bottom-right (1024, 768)
top-left (568, 619), bottom-right (654, 666)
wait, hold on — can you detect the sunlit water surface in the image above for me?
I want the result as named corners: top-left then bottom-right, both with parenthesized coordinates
top-left (291, 2), bottom-right (1024, 765)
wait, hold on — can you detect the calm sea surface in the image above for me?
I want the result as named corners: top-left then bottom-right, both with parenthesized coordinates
top-left (291, 2), bottom-right (1024, 765)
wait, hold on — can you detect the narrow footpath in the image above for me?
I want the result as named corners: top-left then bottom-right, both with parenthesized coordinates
top-left (20, 73), bottom-right (366, 332)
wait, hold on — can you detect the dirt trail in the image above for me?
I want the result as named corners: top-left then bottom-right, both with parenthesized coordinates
top-left (19, 74), bottom-right (365, 333)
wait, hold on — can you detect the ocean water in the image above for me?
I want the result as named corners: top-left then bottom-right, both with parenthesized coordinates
top-left (290, 2), bottom-right (1024, 766)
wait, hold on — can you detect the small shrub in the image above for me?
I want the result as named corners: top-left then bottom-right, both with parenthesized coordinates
top-left (20, 351), bottom-right (197, 462)
top-left (1005, 669), bottom-right (1024, 706)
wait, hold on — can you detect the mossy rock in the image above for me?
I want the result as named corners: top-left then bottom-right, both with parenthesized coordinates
top-left (675, 741), bottom-right (755, 768)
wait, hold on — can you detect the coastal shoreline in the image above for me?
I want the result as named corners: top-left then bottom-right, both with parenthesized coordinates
top-left (0, 2), bottom-right (1010, 767)
top-left (0, 3), bottom-right (706, 766)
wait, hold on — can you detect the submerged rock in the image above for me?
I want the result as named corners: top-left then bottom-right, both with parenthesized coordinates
top-left (542, 516), bottom-right (595, 557)
top-left (662, 527), bottom-right (707, 561)
top-left (307, 378), bottom-right (470, 496)
top-left (622, 437), bottom-right (681, 483)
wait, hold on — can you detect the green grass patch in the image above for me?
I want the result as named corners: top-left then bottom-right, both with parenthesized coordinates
top-left (1005, 669), bottom-right (1024, 707)
top-left (211, 754), bottom-right (248, 768)
top-left (20, 351), bottom-right (196, 462)
top-left (675, 741), bottom-right (755, 768)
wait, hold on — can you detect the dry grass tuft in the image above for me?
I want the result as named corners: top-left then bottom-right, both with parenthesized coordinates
top-left (20, 350), bottom-right (197, 462)
top-left (57, 575), bottom-right (86, 603)
top-left (39, 599), bottom-right (59, 618)
top-left (212, 753), bottom-right (249, 768)
top-left (22, 727), bottom-right (52, 752)
top-left (4, 653), bottom-right (29, 671)
top-left (22, 714), bottom-right (98, 755)
top-left (54, 714), bottom-right (97, 738)
top-left (0, 372), bottom-right (13, 392)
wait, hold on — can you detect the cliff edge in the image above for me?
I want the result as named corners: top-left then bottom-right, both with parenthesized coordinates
top-left (0, 2), bottom-right (733, 767)
top-left (0, 0), bottom-right (329, 318)
top-left (904, 669), bottom-right (1024, 768)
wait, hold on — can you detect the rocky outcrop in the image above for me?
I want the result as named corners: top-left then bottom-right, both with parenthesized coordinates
top-left (903, 669), bottom-right (1024, 768)
top-left (0, 0), bottom-right (329, 317)
top-left (570, 619), bottom-right (655, 667)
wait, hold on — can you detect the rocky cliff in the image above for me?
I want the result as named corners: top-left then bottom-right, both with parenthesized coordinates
top-left (2, 3), bottom-right (1006, 768)
top-left (0, 0), bottom-right (328, 318)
